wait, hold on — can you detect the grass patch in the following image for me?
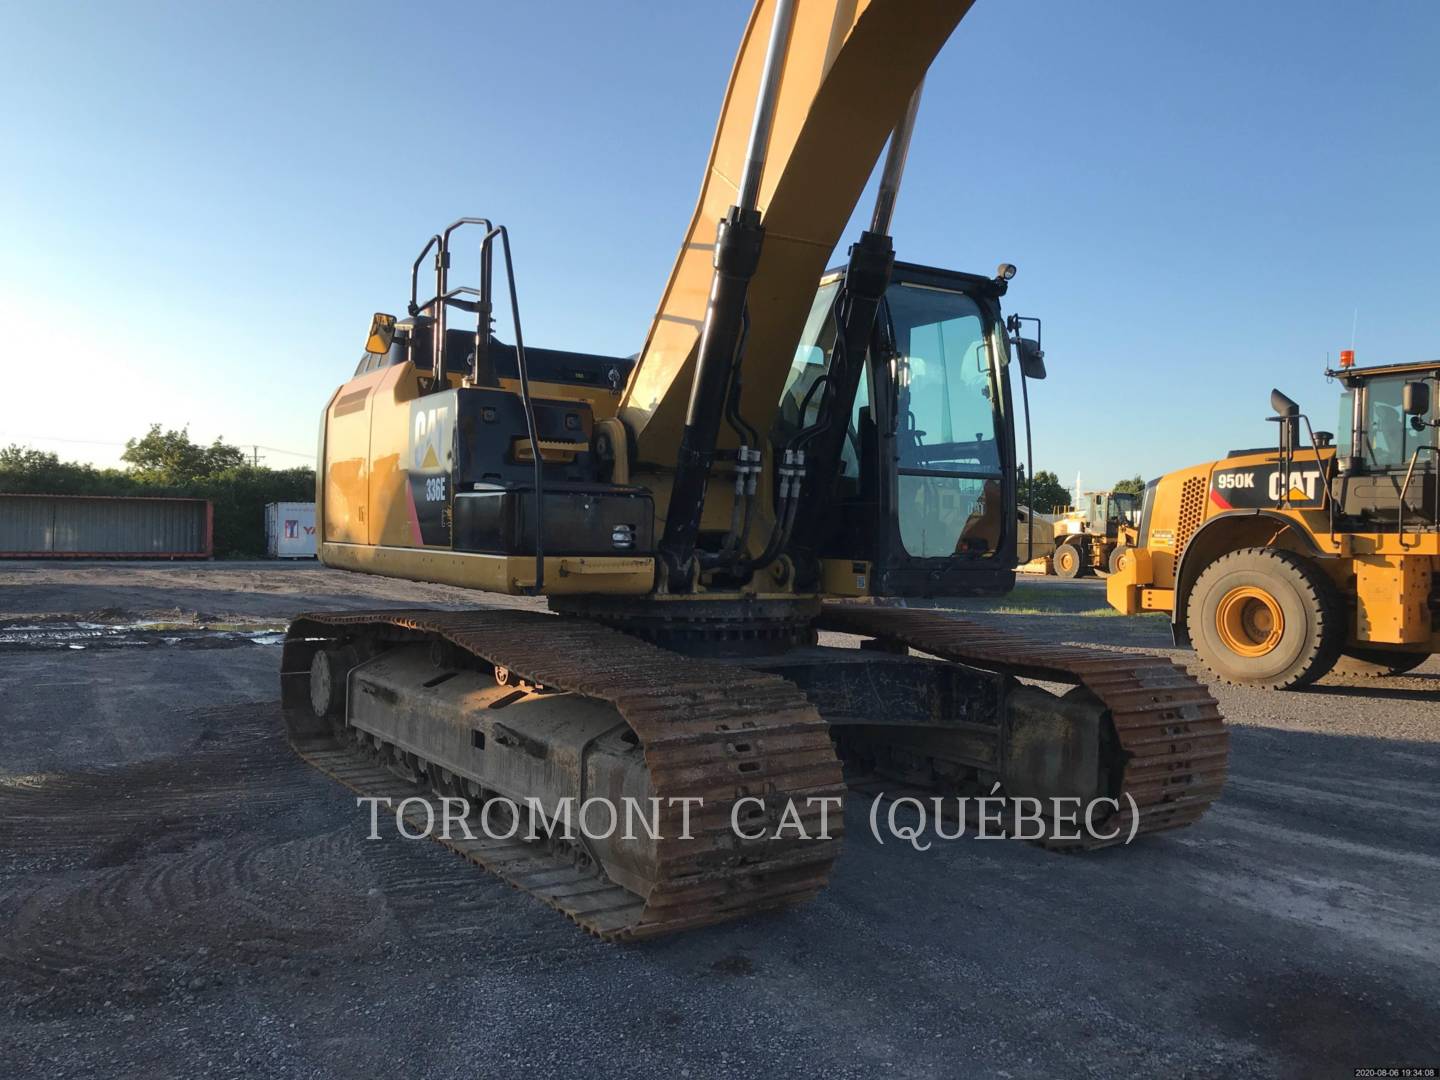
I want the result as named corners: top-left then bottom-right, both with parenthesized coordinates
top-left (1008, 584), bottom-right (1103, 605)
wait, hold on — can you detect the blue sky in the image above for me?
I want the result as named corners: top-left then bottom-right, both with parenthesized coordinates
top-left (2, 0), bottom-right (1436, 493)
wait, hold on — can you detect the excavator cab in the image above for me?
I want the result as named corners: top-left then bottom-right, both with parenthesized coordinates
top-left (775, 262), bottom-right (1022, 597)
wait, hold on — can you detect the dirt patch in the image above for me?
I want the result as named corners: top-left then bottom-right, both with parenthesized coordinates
top-left (2, 561), bottom-right (1438, 1078)
top-left (0, 706), bottom-right (389, 1014)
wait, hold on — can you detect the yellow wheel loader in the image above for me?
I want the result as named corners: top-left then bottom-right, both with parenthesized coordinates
top-left (1051, 490), bottom-right (1141, 579)
top-left (282, 0), bottom-right (1227, 940)
top-left (1109, 356), bottom-right (1438, 689)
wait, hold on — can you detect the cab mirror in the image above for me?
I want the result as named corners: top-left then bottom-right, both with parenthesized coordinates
top-left (1016, 337), bottom-right (1046, 380)
top-left (365, 313), bottom-right (397, 356)
top-left (1402, 381), bottom-right (1430, 417)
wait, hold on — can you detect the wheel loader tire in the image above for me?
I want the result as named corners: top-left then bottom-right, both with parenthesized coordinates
top-left (1330, 648), bottom-right (1431, 678)
top-left (1107, 545), bottom-right (1129, 576)
top-left (1186, 547), bottom-right (1344, 690)
top-left (1053, 543), bottom-right (1082, 580)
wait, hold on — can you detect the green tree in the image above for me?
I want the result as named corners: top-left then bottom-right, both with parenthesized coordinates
top-left (1113, 474), bottom-right (1146, 496)
top-left (0, 444), bottom-right (118, 495)
top-left (121, 425), bottom-right (247, 485)
top-left (1020, 469), bottom-right (1070, 513)
top-left (0, 445), bottom-right (62, 473)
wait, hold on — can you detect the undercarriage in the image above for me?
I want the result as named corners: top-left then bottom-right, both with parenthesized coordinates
top-left (280, 603), bottom-right (1227, 940)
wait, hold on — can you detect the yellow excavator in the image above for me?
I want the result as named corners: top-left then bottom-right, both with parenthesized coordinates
top-left (281, 0), bottom-right (1227, 940)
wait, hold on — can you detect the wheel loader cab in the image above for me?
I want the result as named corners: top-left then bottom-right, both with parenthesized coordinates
top-left (1334, 366), bottom-right (1440, 525)
top-left (774, 262), bottom-right (1018, 597)
top-left (1091, 492), bottom-right (1140, 531)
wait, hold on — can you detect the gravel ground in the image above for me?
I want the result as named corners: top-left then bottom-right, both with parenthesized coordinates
top-left (0, 562), bottom-right (1436, 1079)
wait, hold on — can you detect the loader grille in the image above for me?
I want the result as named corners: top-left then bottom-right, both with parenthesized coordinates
top-left (1175, 476), bottom-right (1207, 559)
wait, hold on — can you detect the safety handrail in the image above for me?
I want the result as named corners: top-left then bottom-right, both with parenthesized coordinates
top-left (410, 286), bottom-right (483, 318)
top-left (404, 218), bottom-right (544, 593)
top-left (477, 225), bottom-right (544, 593)
top-left (408, 235), bottom-right (441, 315)
top-left (1295, 413), bottom-right (1339, 543)
top-left (1396, 444), bottom-right (1438, 545)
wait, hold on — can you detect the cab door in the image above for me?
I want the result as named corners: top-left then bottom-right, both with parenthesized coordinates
top-left (772, 265), bottom-right (1018, 598)
top-left (868, 270), bottom-right (1016, 596)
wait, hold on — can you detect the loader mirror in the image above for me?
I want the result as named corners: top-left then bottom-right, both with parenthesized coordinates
top-left (1402, 381), bottom-right (1430, 417)
top-left (1016, 338), bottom-right (1046, 381)
top-left (365, 312), bottom-right (397, 356)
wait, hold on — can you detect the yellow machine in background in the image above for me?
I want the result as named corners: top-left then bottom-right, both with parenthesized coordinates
top-left (1050, 490), bottom-right (1140, 579)
top-left (1110, 357), bottom-right (1439, 688)
top-left (1015, 506), bottom-right (1057, 568)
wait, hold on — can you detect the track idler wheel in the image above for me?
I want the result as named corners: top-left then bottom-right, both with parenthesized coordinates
top-left (308, 644), bottom-right (360, 737)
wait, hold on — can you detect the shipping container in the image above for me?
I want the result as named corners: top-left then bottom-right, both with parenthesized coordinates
top-left (265, 501), bottom-right (317, 558)
top-left (0, 494), bottom-right (212, 558)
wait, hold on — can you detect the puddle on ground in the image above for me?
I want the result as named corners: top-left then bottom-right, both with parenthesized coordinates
top-left (0, 621), bottom-right (287, 651)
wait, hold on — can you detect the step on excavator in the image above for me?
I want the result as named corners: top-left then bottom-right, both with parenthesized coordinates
top-left (281, 0), bottom-right (1228, 940)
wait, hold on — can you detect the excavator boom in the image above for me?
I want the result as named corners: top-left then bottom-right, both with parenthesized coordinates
top-left (621, 0), bottom-right (975, 456)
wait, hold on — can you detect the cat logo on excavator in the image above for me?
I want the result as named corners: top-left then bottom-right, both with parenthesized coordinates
top-left (412, 402), bottom-right (451, 472)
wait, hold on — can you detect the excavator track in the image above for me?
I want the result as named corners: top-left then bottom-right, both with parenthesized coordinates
top-left (281, 608), bottom-right (846, 941)
top-left (281, 602), bottom-right (1226, 939)
top-left (816, 602), bottom-right (1229, 846)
